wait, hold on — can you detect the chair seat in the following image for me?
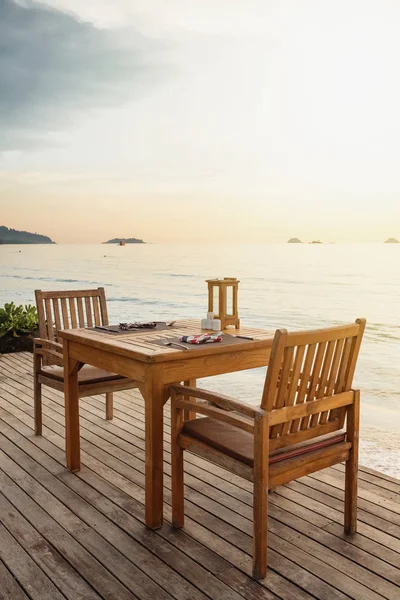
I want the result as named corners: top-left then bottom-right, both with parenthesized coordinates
top-left (41, 364), bottom-right (123, 385)
top-left (182, 417), bottom-right (346, 467)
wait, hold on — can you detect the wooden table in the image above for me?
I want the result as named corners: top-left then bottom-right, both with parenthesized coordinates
top-left (59, 320), bottom-right (274, 529)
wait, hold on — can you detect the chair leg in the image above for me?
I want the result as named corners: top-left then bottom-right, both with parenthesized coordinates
top-left (253, 475), bottom-right (268, 579)
top-left (345, 390), bottom-right (360, 534)
top-left (34, 356), bottom-right (42, 435)
top-left (252, 415), bottom-right (269, 579)
top-left (105, 392), bottom-right (113, 420)
top-left (34, 379), bottom-right (42, 435)
top-left (171, 394), bottom-right (185, 528)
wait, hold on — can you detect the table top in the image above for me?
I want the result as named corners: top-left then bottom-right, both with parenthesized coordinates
top-left (59, 319), bottom-right (276, 364)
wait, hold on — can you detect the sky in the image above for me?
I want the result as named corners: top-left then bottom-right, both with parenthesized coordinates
top-left (1, 0), bottom-right (400, 243)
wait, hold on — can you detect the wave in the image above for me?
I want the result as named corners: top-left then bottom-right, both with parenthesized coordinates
top-left (158, 273), bottom-right (194, 278)
top-left (4, 274), bottom-right (112, 285)
top-left (107, 297), bottom-right (179, 307)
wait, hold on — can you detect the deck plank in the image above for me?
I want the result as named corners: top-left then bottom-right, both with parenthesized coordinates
top-left (0, 352), bottom-right (399, 600)
top-left (0, 560), bottom-right (31, 600)
top-left (0, 523), bottom-right (66, 600)
top-left (0, 492), bottom-right (103, 600)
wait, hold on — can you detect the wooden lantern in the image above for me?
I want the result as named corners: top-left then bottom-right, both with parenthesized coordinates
top-left (206, 278), bottom-right (240, 330)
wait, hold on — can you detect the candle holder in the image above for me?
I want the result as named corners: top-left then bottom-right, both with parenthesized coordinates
top-left (206, 278), bottom-right (240, 330)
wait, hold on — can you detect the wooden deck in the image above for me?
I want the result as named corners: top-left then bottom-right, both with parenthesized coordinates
top-left (0, 352), bottom-right (399, 600)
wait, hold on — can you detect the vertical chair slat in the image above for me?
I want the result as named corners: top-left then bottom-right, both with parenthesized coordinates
top-left (310, 339), bottom-right (336, 427)
top-left (76, 297), bottom-right (85, 327)
top-left (295, 341), bottom-right (326, 432)
top-left (52, 299), bottom-right (62, 335)
top-left (330, 337), bottom-right (352, 424)
top-left (35, 291), bottom-right (47, 340)
top-left (325, 338), bottom-right (344, 423)
top-left (298, 343), bottom-right (318, 431)
top-left (44, 299), bottom-right (54, 341)
top-left (281, 345), bottom-right (305, 436)
top-left (92, 297), bottom-right (101, 326)
top-left (261, 329), bottom-right (288, 411)
top-left (344, 319), bottom-right (367, 390)
top-left (270, 346), bottom-right (294, 438)
top-left (319, 338), bottom-right (343, 425)
top-left (327, 338), bottom-right (344, 396)
top-left (98, 287), bottom-right (109, 326)
top-left (335, 337), bottom-right (352, 393)
top-left (69, 298), bottom-right (78, 329)
top-left (85, 297), bottom-right (93, 328)
top-left (60, 297), bottom-right (69, 329)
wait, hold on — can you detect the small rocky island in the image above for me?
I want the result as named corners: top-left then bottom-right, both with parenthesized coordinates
top-left (287, 237), bottom-right (302, 243)
top-left (103, 237), bottom-right (145, 244)
top-left (384, 237), bottom-right (399, 243)
top-left (0, 225), bottom-right (55, 244)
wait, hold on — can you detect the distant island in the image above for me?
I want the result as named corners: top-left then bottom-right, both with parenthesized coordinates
top-left (0, 225), bottom-right (55, 244)
top-left (103, 237), bottom-right (145, 244)
top-left (311, 240), bottom-right (322, 244)
top-left (385, 237), bottom-right (399, 243)
top-left (287, 238), bottom-right (302, 243)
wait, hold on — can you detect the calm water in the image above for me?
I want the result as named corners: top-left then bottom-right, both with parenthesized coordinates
top-left (1, 243), bottom-right (399, 472)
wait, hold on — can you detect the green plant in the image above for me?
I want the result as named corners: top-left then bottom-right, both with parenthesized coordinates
top-left (0, 302), bottom-right (38, 337)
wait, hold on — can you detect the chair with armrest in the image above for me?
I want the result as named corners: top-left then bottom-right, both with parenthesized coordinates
top-left (33, 287), bottom-right (138, 435)
top-left (170, 318), bottom-right (366, 579)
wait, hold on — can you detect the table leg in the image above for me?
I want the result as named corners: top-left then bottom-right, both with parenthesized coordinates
top-left (64, 341), bottom-right (81, 472)
top-left (140, 374), bottom-right (165, 529)
top-left (184, 379), bottom-right (197, 421)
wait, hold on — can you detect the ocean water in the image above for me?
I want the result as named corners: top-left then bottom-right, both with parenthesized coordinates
top-left (1, 243), bottom-right (399, 476)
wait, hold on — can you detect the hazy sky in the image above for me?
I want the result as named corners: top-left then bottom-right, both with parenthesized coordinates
top-left (1, 0), bottom-right (399, 243)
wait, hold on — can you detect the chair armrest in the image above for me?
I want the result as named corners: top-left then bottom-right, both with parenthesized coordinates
top-left (176, 398), bottom-right (255, 432)
top-left (33, 338), bottom-right (64, 366)
top-left (33, 338), bottom-right (63, 351)
top-left (170, 384), bottom-right (264, 419)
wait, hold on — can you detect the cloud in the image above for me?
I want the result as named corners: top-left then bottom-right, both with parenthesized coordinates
top-left (0, 0), bottom-right (166, 149)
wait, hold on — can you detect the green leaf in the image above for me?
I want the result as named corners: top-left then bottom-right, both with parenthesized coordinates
top-left (0, 302), bottom-right (38, 337)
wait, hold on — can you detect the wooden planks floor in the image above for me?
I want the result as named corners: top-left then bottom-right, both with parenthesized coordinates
top-left (0, 352), bottom-right (399, 600)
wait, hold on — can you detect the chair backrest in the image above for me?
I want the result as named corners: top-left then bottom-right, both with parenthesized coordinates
top-left (261, 318), bottom-right (366, 451)
top-left (35, 288), bottom-right (109, 343)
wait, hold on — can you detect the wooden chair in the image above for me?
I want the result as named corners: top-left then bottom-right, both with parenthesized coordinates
top-left (170, 318), bottom-right (366, 579)
top-left (33, 288), bottom-right (138, 436)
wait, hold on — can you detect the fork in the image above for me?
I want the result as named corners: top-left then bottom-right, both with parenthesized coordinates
top-left (161, 340), bottom-right (188, 351)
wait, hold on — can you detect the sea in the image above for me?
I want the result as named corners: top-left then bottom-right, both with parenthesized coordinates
top-left (1, 242), bottom-right (399, 477)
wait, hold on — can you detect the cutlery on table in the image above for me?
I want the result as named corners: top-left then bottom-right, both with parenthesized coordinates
top-left (94, 326), bottom-right (120, 333)
top-left (162, 340), bottom-right (188, 351)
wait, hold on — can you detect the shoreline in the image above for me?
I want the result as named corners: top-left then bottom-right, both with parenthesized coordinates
top-left (360, 426), bottom-right (400, 479)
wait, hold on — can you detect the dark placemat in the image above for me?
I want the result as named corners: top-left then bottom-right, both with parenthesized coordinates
top-left (150, 334), bottom-right (254, 351)
top-left (88, 322), bottom-right (171, 335)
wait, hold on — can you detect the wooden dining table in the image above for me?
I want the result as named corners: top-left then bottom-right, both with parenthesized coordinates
top-left (59, 319), bottom-right (275, 529)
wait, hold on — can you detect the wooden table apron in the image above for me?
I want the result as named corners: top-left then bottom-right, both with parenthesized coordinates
top-left (60, 326), bottom-right (273, 529)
